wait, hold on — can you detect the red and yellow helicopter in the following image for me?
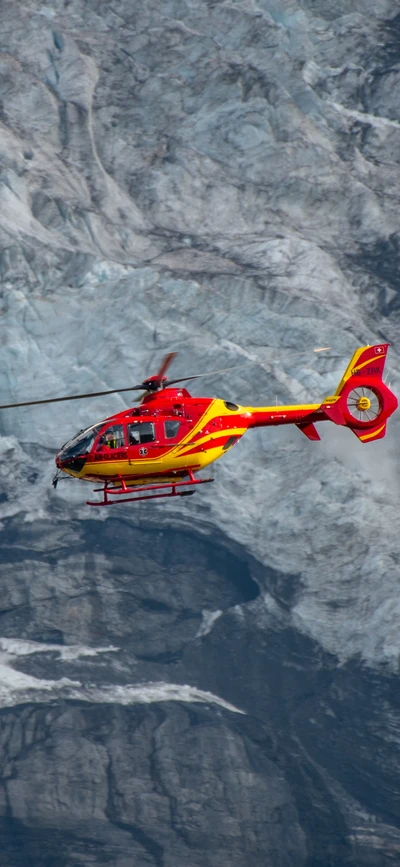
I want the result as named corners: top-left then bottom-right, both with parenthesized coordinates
top-left (2, 344), bottom-right (397, 506)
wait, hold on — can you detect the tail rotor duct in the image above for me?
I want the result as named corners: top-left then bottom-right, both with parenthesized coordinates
top-left (347, 386), bottom-right (382, 424)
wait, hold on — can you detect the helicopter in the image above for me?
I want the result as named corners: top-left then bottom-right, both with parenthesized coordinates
top-left (1, 344), bottom-right (397, 506)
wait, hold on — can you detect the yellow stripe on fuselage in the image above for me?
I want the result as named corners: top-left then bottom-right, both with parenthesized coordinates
top-left (246, 403), bottom-right (319, 414)
top-left (177, 426), bottom-right (247, 452)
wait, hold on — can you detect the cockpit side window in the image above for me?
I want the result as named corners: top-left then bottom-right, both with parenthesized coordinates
top-left (128, 422), bottom-right (155, 445)
top-left (96, 424), bottom-right (126, 450)
top-left (60, 425), bottom-right (102, 460)
top-left (164, 420), bottom-right (181, 439)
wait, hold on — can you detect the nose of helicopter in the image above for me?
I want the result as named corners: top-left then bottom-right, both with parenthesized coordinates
top-left (56, 453), bottom-right (88, 473)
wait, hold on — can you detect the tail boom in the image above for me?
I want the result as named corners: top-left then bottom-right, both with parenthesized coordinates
top-left (243, 344), bottom-right (397, 443)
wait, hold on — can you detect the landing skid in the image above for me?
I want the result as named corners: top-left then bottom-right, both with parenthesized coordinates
top-left (86, 472), bottom-right (214, 507)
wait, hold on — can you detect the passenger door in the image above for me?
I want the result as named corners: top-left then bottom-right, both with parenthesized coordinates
top-left (127, 420), bottom-right (163, 470)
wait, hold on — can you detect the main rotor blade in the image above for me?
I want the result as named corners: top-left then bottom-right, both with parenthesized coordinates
top-left (165, 348), bottom-right (331, 387)
top-left (0, 385), bottom-right (145, 409)
top-left (166, 368), bottom-right (244, 386)
top-left (0, 348), bottom-right (330, 409)
top-left (155, 352), bottom-right (177, 382)
top-left (0, 352), bottom-right (178, 409)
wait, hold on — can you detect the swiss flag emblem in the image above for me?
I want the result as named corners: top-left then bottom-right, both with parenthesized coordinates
top-left (374, 346), bottom-right (384, 354)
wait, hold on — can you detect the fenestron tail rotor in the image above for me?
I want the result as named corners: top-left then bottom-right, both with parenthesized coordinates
top-left (347, 387), bottom-right (381, 424)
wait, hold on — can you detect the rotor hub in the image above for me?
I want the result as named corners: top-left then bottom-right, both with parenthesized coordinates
top-left (356, 396), bottom-right (371, 411)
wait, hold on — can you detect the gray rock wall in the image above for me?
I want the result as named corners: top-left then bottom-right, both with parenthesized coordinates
top-left (0, 0), bottom-right (400, 864)
top-left (0, 703), bottom-right (306, 867)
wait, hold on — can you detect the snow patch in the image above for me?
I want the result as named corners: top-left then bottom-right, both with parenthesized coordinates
top-left (0, 661), bottom-right (79, 707)
top-left (328, 101), bottom-right (400, 131)
top-left (196, 609), bottom-right (223, 638)
top-left (0, 644), bottom-right (245, 714)
top-left (0, 637), bottom-right (118, 661)
top-left (82, 683), bottom-right (245, 714)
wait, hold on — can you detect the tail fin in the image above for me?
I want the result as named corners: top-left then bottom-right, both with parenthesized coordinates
top-left (335, 344), bottom-right (389, 394)
top-left (321, 344), bottom-right (397, 442)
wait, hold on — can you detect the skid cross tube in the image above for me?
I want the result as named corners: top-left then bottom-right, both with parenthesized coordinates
top-left (86, 473), bottom-right (214, 507)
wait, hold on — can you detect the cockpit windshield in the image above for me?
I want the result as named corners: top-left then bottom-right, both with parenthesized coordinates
top-left (59, 425), bottom-right (102, 460)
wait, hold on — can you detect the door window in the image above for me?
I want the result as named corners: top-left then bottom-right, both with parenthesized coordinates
top-left (96, 424), bottom-right (126, 450)
top-left (164, 420), bottom-right (181, 439)
top-left (128, 422), bottom-right (156, 445)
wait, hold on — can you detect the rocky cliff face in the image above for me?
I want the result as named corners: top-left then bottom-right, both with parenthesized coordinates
top-left (0, 0), bottom-right (400, 864)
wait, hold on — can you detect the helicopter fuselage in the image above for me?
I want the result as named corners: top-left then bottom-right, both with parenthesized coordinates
top-left (55, 387), bottom-right (324, 486)
top-left (54, 343), bottom-right (398, 506)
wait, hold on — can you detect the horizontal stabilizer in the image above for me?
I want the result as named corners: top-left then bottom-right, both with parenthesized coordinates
top-left (296, 421), bottom-right (320, 441)
top-left (351, 421), bottom-right (387, 443)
